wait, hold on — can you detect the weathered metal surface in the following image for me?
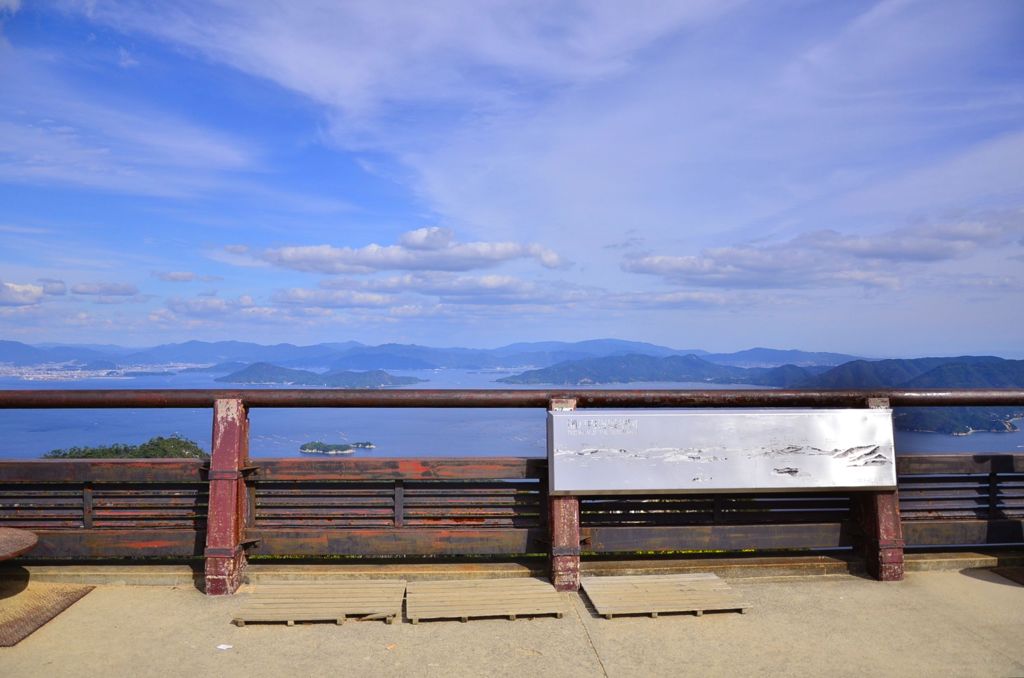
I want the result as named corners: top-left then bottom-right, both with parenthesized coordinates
top-left (0, 527), bottom-right (38, 560)
top-left (550, 409), bottom-right (897, 495)
top-left (204, 398), bottom-right (249, 596)
top-left (549, 496), bottom-right (581, 591)
top-left (232, 581), bottom-right (406, 626)
top-left (24, 529), bottom-right (204, 558)
top-left (580, 573), bottom-right (746, 619)
top-left (897, 454), bottom-right (1024, 474)
top-left (255, 457), bottom-right (545, 481)
top-left (405, 578), bottom-right (563, 624)
top-left (247, 527), bottom-right (546, 556)
top-left (0, 459), bottom-right (206, 483)
top-left (579, 493), bottom-right (852, 526)
top-left (2, 450), bottom-right (1023, 571)
top-left (584, 523), bottom-right (851, 552)
top-left (1, 388), bottom-right (1022, 408)
top-left (902, 519), bottom-right (1024, 545)
top-left (852, 491), bottom-right (905, 581)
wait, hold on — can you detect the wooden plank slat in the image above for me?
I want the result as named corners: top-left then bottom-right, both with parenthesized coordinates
top-left (25, 528), bottom-right (204, 558)
top-left (581, 573), bottom-right (747, 618)
top-left (902, 519), bottom-right (1024, 545)
top-left (405, 578), bottom-right (563, 623)
top-left (248, 527), bottom-right (546, 556)
top-left (897, 455), bottom-right (1024, 475)
top-left (233, 581), bottom-right (406, 626)
top-left (255, 458), bottom-right (545, 481)
top-left (0, 460), bottom-right (207, 483)
top-left (584, 523), bottom-right (851, 552)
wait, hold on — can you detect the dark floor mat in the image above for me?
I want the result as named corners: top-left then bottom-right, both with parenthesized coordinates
top-left (0, 580), bottom-right (94, 646)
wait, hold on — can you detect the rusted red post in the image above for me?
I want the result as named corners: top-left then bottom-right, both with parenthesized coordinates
top-left (549, 496), bottom-right (581, 591)
top-left (548, 398), bottom-right (581, 591)
top-left (204, 398), bottom-right (249, 595)
top-left (858, 490), bottom-right (905, 581)
top-left (857, 397), bottom-right (905, 581)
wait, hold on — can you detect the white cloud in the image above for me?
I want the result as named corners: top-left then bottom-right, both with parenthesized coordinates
top-left (71, 282), bottom-right (139, 295)
top-left (0, 0), bottom-right (20, 14)
top-left (261, 228), bottom-right (565, 274)
top-left (0, 281), bottom-right (43, 306)
top-left (399, 227), bottom-right (454, 250)
top-left (322, 271), bottom-right (594, 307)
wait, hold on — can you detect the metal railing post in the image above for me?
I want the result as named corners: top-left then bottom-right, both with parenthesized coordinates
top-left (857, 398), bottom-right (905, 581)
top-left (204, 398), bottom-right (249, 595)
top-left (548, 398), bottom-right (581, 591)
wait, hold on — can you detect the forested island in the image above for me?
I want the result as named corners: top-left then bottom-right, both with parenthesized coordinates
top-left (300, 441), bottom-right (375, 455)
top-left (215, 362), bottom-right (426, 387)
top-left (44, 435), bottom-right (209, 459)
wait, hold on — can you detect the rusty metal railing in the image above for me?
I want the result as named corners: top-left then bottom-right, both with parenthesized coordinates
top-left (1, 388), bottom-right (1022, 595)
top-left (1, 387), bottom-right (1023, 408)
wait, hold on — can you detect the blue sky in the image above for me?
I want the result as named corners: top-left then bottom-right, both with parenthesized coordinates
top-left (1, 1), bottom-right (1022, 355)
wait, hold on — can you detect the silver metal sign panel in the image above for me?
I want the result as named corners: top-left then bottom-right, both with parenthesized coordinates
top-left (548, 409), bottom-right (896, 495)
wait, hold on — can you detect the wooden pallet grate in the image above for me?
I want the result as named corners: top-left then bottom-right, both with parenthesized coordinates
top-left (581, 573), bottom-right (747, 619)
top-left (232, 581), bottom-right (406, 626)
top-left (405, 577), bottom-right (564, 624)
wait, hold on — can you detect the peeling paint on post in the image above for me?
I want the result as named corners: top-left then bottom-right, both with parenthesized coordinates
top-left (549, 398), bottom-right (580, 591)
top-left (858, 397), bottom-right (905, 581)
top-left (204, 398), bottom-right (249, 595)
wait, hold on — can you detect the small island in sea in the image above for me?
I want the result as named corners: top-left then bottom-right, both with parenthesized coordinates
top-left (215, 362), bottom-right (426, 387)
top-left (299, 441), bottom-right (376, 455)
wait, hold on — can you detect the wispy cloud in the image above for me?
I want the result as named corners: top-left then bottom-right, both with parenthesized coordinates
top-left (38, 278), bottom-right (66, 295)
top-left (152, 271), bottom-right (221, 283)
top-left (0, 45), bottom-right (256, 197)
top-left (623, 213), bottom-right (1023, 291)
top-left (117, 46), bottom-right (138, 68)
top-left (272, 288), bottom-right (395, 309)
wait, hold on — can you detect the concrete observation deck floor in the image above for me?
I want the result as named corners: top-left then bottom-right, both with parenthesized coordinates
top-left (2, 566), bottom-right (1023, 677)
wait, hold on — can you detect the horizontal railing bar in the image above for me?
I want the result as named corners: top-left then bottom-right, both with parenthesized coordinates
top-left (1, 388), bottom-right (1023, 409)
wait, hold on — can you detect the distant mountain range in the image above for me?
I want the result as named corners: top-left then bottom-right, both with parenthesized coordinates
top-left (0, 339), bottom-right (858, 370)
top-left (3, 338), bottom-right (1021, 435)
top-left (497, 353), bottom-right (1024, 434)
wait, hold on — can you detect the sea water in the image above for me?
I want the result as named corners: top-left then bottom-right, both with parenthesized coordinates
top-left (0, 370), bottom-right (1020, 459)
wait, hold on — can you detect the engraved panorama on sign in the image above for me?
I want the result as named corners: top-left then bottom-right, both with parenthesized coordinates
top-left (547, 409), bottom-right (896, 495)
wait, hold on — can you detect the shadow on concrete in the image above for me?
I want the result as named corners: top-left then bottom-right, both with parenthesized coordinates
top-left (0, 566), bottom-right (30, 599)
top-left (958, 566), bottom-right (1024, 588)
